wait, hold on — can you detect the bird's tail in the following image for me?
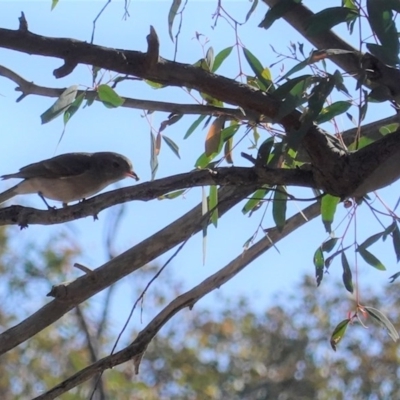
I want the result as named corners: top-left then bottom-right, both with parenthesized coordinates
top-left (0, 185), bottom-right (19, 205)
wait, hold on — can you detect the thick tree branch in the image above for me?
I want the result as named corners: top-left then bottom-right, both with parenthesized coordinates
top-left (0, 185), bottom-right (256, 355)
top-left (0, 166), bottom-right (315, 227)
top-left (33, 201), bottom-right (321, 400)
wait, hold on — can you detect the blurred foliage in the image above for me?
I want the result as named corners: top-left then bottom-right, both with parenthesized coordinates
top-left (0, 226), bottom-right (400, 399)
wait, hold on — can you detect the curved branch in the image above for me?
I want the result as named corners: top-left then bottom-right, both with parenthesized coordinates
top-left (33, 201), bottom-right (321, 400)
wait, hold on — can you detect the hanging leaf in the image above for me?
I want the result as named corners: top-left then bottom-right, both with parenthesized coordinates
top-left (208, 185), bottom-right (218, 228)
top-left (358, 231), bottom-right (384, 249)
top-left (212, 46), bottom-right (234, 72)
top-left (314, 247), bottom-right (324, 286)
top-left (97, 84), bottom-right (125, 108)
top-left (321, 237), bottom-right (339, 253)
top-left (321, 195), bottom-right (340, 233)
top-left (51, 0), bottom-right (59, 10)
top-left (245, 0), bottom-right (259, 22)
top-left (63, 92), bottom-right (85, 126)
top-left (258, 0), bottom-right (302, 30)
top-left (168, 0), bottom-right (182, 42)
top-left (272, 186), bottom-right (287, 232)
top-left (184, 115), bottom-right (207, 139)
top-left (150, 131), bottom-right (159, 181)
top-left (306, 7), bottom-right (358, 36)
top-left (364, 306), bottom-right (399, 342)
top-left (357, 246), bottom-right (386, 270)
top-left (325, 246), bottom-right (351, 268)
top-left (224, 137), bottom-right (233, 164)
top-left (392, 223), bottom-right (400, 262)
top-left (341, 252), bottom-right (353, 293)
top-left (242, 188), bottom-right (270, 214)
top-left (162, 135), bottom-right (180, 159)
top-left (256, 137), bottom-right (275, 166)
top-left (330, 319), bottom-right (350, 351)
top-left (205, 116), bottom-right (225, 156)
top-left (40, 85), bottom-right (78, 124)
top-left (159, 114), bottom-right (183, 133)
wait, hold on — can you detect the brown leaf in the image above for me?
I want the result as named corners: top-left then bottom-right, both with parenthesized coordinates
top-left (155, 132), bottom-right (162, 155)
top-left (205, 116), bottom-right (225, 156)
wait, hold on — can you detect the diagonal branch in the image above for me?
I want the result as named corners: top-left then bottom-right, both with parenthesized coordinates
top-left (33, 201), bottom-right (320, 400)
top-left (0, 185), bottom-right (256, 355)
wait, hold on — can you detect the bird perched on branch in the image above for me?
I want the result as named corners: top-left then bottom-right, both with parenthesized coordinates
top-left (0, 152), bottom-right (139, 208)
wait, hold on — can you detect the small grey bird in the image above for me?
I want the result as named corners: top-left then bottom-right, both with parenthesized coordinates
top-left (0, 152), bottom-right (139, 207)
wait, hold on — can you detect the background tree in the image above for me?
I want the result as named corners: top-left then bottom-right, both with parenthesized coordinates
top-left (1, 0), bottom-right (400, 398)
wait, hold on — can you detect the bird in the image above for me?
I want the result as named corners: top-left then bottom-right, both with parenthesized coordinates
top-left (0, 152), bottom-right (139, 207)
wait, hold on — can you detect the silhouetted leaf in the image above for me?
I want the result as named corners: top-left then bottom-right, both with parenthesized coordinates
top-left (316, 101), bottom-right (352, 124)
top-left (314, 247), bottom-right (324, 286)
top-left (162, 135), bottom-right (180, 159)
top-left (392, 223), bottom-right (400, 262)
top-left (321, 237), bottom-right (339, 253)
top-left (168, 0), bottom-right (182, 41)
top-left (359, 232), bottom-right (384, 249)
top-left (341, 252), bottom-right (353, 293)
top-left (306, 7), bottom-right (358, 36)
top-left (243, 48), bottom-right (272, 90)
top-left (258, 0), bottom-right (301, 30)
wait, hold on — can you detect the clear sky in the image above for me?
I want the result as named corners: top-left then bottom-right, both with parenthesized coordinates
top-left (1, 0), bottom-right (399, 342)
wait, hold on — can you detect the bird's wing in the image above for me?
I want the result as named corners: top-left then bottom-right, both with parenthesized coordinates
top-left (7, 153), bottom-right (94, 179)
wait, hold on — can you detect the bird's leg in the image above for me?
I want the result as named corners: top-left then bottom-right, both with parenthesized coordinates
top-left (37, 192), bottom-right (56, 210)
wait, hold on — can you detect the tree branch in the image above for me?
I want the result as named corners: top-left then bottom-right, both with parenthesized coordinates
top-left (33, 201), bottom-right (321, 399)
top-left (0, 166), bottom-right (316, 227)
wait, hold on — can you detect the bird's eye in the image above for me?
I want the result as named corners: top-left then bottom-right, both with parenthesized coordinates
top-left (112, 161), bottom-right (120, 168)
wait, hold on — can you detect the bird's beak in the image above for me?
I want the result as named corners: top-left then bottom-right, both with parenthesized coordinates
top-left (127, 171), bottom-right (140, 181)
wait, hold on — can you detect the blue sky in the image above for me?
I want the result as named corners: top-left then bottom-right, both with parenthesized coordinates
top-left (1, 0), bottom-right (399, 342)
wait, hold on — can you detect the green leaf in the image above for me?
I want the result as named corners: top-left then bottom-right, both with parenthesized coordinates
top-left (97, 84), bottom-right (125, 108)
top-left (364, 306), bottom-right (399, 342)
top-left (242, 48), bottom-right (272, 90)
top-left (245, 0), bottom-right (259, 22)
top-left (272, 186), bottom-right (287, 232)
top-left (63, 92), bottom-right (85, 126)
top-left (258, 0), bottom-right (302, 30)
top-left (149, 131), bottom-right (159, 181)
top-left (209, 185), bottom-right (218, 228)
top-left (341, 252), bottom-right (353, 293)
top-left (162, 135), bottom-right (180, 159)
top-left (168, 0), bottom-right (182, 42)
top-left (330, 319), bottom-right (350, 351)
top-left (256, 137), bottom-right (274, 166)
top-left (379, 123), bottom-right (399, 135)
top-left (306, 7), bottom-right (358, 36)
top-left (242, 188), bottom-right (269, 214)
top-left (278, 59), bottom-right (310, 82)
top-left (316, 101), bottom-right (352, 124)
top-left (195, 153), bottom-right (212, 169)
top-left (321, 237), bottom-right (339, 253)
top-left (51, 0), bottom-right (59, 10)
top-left (321, 195), bottom-right (340, 233)
top-left (158, 189), bottom-right (186, 200)
top-left (184, 115), bottom-right (206, 139)
top-left (314, 247), bottom-right (324, 286)
top-left (357, 246), bottom-right (386, 270)
top-left (40, 85), bottom-right (78, 124)
top-left (212, 47), bottom-right (233, 72)
top-left (325, 246), bottom-right (351, 268)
